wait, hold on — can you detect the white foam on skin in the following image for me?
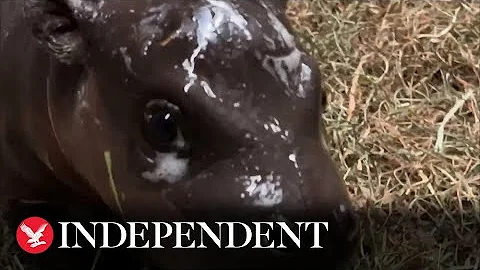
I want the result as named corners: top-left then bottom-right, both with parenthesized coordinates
top-left (182, 0), bottom-right (252, 97)
top-left (261, 1), bottom-right (296, 49)
top-left (68, 0), bottom-right (105, 21)
top-left (240, 173), bottom-right (283, 207)
top-left (141, 125), bottom-right (189, 184)
top-left (141, 152), bottom-right (189, 184)
top-left (262, 49), bottom-right (301, 93)
top-left (263, 118), bottom-right (282, 134)
top-left (257, 1), bottom-right (308, 97)
top-left (298, 63), bottom-right (312, 98)
top-left (252, 182), bottom-right (283, 207)
top-left (288, 152), bottom-right (302, 177)
top-left (288, 153), bottom-right (298, 169)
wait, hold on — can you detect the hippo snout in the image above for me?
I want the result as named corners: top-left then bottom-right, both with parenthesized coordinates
top-left (165, 138), bottom-right (359, 254)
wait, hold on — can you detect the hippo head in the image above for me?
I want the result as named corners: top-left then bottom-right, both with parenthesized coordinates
top-left (25, 0), bottom-right (358, 268)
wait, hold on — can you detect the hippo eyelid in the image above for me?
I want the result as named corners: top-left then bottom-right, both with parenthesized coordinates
top-left (143, 99), bottom-right (183, 123)
top-left (144, 99), bottom-right (180, 113)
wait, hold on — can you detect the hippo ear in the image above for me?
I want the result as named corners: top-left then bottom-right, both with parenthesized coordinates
top-left (24, 0), bottom-right (86, 65)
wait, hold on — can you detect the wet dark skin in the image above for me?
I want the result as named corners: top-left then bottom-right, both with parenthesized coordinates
top-left (0, 0), bottom-right (359, 269)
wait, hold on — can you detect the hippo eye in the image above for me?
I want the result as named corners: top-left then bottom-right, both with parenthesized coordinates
top-left (142, 99), bottom-right (185, 152)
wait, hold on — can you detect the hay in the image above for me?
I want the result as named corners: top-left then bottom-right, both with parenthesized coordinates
top-left (1, 0), bottom-right (479, 269)
top-left (287, 0), bottom-right (480, 269)
top-left (104, 150), bottom-right (125, 218)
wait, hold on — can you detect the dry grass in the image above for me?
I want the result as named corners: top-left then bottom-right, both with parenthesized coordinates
top-left (1, 0), bottom-right (480, 270)
top-left (287, 0), bottom-right (480, 269)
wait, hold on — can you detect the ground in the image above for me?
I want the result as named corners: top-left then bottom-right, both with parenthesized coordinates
top-left (286, 0), bottom-right (480, 269)
top-left (1, 0), bottom-right (479, 269)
